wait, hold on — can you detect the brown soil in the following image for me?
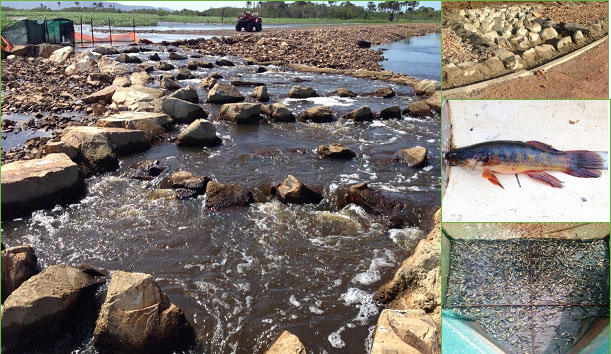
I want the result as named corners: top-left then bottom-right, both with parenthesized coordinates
top-left (538, 1), bottom-right (608, 24)
top-left (442, 28), bottom-right (493, 64)
top-left (456, 38), bottom-right (609, 99)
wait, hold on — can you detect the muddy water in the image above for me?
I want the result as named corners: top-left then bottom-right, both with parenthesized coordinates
top-left (1, 49), bottom-right (440, 353)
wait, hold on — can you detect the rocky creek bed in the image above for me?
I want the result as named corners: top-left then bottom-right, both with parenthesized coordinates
top-left (1, 27), bottom-right (441, 354)
top-left (442, 1), bottom-right (609, 88)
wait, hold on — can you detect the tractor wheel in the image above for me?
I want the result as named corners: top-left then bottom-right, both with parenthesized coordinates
top-left (246, 22), bottom-right (254, 32)
top-left (235, 23), bottom-right (242, 31)
top-left (255, 23), bottom-right (262, 32)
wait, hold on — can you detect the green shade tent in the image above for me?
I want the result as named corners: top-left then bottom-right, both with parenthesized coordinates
top-left (2, 19), bottom-right (74, 46)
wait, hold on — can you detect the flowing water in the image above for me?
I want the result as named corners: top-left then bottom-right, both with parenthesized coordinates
top-left (1, 47), bottom-right (440, 354)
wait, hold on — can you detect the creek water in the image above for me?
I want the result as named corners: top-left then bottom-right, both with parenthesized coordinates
top-left (374, 32), bottom-right (441, 80)
top-left (1, 48), bottom-right (441, 353)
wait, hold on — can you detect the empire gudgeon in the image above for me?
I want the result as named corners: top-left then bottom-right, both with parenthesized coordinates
top-left (445, 140), bottom-right (604, 188)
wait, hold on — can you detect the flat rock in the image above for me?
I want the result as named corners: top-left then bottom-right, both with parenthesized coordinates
top-left (317, 143), bottom-right (356, 159)
top-left (93, 271), bottom-right (194, 353)
top-left (207, 83), bottom-right (245, 104)
top-left (332, 87), bottom-right (357, 97)
top-left (98, 56), bottom-right (130, 76)
top-left (374, 87), bottom-right (395, 98)
top-left (169, 87), bottom-right (199, 103)
top-left (413, 80), bottom-right (441, 96)
top-left (300, 106), bottom-right (334, 123)
top-left (93, 46), bottom-right (119, 55)
top-left (219, 103), bottom-right (261, 124)
top-left (205, 181), bottom-right (254, 210)
top-left (176, 119), bottom-right (222, 147)
top-left (265, 330), bottom-right (307, 354)
top-left (287, 85), bottom-right (317, 98)
top-left (1, 245), bottom-right (38, 302)
top-left (112, 86), bottom-right (166, 110)
top-left (1, 153), bottom-right (81, 217)
top-left (1, 265), bottom-right (106, 346)
top-left (171, 171), bottom-right (210, 194)
top-left (370, 309), bottom-right (440, 354)
top-left (274, 175), bottom-right (323, 204)
top-left (98, 111), bottom-right (172, 141)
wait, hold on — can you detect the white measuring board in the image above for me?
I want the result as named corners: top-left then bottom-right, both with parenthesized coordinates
top-left (442, 100), bottom-right (610, 222)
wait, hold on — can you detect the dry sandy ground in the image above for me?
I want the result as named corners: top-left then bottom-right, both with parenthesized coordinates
top-left (452, 38), bottom-right (608, 99)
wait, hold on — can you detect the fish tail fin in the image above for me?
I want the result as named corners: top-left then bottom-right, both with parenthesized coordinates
top-left (564, 150), bottom-right (603, 178)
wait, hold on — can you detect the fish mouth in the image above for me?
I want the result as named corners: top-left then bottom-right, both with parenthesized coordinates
top-left (444, 151), bottom-right (465, 166)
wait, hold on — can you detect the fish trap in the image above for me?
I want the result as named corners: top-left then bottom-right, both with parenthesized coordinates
top-left (442, 224), bottom-right (610, 354)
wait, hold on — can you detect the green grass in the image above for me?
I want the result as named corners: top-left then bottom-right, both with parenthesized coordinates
top-left (1, 10), bottom-right (436, 30)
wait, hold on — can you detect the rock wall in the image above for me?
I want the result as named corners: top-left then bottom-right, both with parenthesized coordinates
top-left (443, 4), bottom-right (609, 88)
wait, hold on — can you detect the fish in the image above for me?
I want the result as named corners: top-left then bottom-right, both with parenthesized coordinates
top-left (445, 140), bottom-right (603, 188)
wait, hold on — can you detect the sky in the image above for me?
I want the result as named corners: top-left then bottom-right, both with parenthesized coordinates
top-left (114, 1), bottom-right (442, 11)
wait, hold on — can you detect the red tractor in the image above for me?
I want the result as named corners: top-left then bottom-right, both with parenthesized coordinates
top-left (236, 11), bottom-right (262, 32)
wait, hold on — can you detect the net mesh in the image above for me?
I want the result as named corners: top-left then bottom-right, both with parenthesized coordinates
top-left (75, 32), bottom-right (139, 46)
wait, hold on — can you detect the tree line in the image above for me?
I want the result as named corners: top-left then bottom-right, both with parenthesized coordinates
top-left (1, 1), bottom-right (440, 21)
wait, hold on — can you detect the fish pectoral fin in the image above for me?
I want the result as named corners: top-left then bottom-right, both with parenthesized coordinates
top-left (482, 169), bottom-right (504, 189)
top-left (525, 140), bottom-right (562, 152)
top-left (525, 171), bottom-right (564, 188)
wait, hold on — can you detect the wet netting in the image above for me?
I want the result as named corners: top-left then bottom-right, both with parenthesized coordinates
top-left (444, 238), bottom-right (610, 354)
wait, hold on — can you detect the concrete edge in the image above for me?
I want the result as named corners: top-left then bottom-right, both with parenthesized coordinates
top-left (442, 34), bottom-right (609, 98)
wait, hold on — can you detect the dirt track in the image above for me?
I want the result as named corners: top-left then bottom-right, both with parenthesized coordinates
top-left (452, 38), bottom-right (609, 99)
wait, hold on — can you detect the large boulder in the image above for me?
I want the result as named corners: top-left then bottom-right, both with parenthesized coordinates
top-left (219, 103), bottom-right (261, 124)
top-left (300, 106), bottom-right (334, 123)
top-left (345, 106), bottom-right (374, 121)
top-left (175, 68), bottom-right (194, 80)
top-left (251, 86), bottom-right (270, 102)
top-left (176, 119), bottom-right (222, 147)
top-left (83, 85), bottom-right (119, 104)
top-left (379, 106), bottom-right (402, 119)
top-left (65, 52), bottom-right (96, 75)
top-left (261, 103), bottom-right (295, 122)
top-left (171, 171), bottom-right (210, 195)
top-left (374, 87), bottom-right (396, 98)
top-left (1, 245), bottom-right (38, 302)
top-left (93, 271), bottom-right (195, 353)
top-left (97, 112), bottom-right (172, 141)
top-left (274, 175), bottom-right (323, 204)
top-left (161, 77), bottom-right (181, 91)
top-left (370, 309), bottom-right (440, 354)
top-left (169, 87), bottom-right (199, 103)
top-left (207, 83), bottom-right (245, 104)
top-left (112, 86), bottom-right (165, 110)
top-left (265, 330), bottom-right (307, 354)
top-left (413, 80), bottom-right (441, 96)
top-left (375, 209), bottom-right (441, 315)
top-left (287, 85), bottom-right (317, 98)
top-left (62, 126), bottom-right (149, 176)
top-left (332, 87), bottom-right (357, 97)
top-left (98, 56), bottom-right (130, 76)
top-left (116, 53), bottom-right (141, 64)
top-left (407, 101), bottom-right (432, 117)
top-left (399, 147), bottom-right (427, 167)
top-left (48, 46), bottom-right (74, 63)
top-left (93, 46), bottom-right (119, 55)
top-left (36, 44), bottom-right (62, 58)
top-left (1, 265), bottom-right (106, 346)
top-left (162, 97), bottom-right (207, 123)
top-left (205, 181), bottom-right (254, 210)
top-left (347, 182), bottom-right (409, 228)
top-left (130, 71), bottom-right (152, 86)
top-left (317, 143), bottom-right (356, 159)
top-left (1, 153), bottom-right (81, 218)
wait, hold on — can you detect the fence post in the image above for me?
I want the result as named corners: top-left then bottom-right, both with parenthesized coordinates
top-left (108, 18), bottom-right (112, 46)
top-left (91, 19), bottom-right (95, 46)
top-left (80, 17), bottom-right (83, 46)
top-left (133, 19), bottom-right (136, 43)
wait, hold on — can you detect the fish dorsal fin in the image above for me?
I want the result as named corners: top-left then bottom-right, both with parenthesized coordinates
top-left (525, 140), bottom-right (562, 152)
